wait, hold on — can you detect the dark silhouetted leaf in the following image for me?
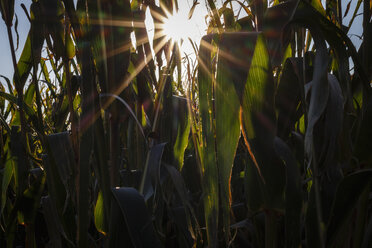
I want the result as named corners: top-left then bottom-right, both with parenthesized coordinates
top-left (141, 142), bottom-right (167, 201)
top-left (275, 58), bottom-right (304, 139)
top-left (326, 170), bottom-right (372, 246)
top-left (109, 187), bottom-right (162, 248)
top-left (274, 137), bottom-right (302, 248)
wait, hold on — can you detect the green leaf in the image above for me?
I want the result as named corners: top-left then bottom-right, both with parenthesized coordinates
top-left (0, 91), bottom-right (36, 117)
top-left (215, 32), bottom-right (245, 242)
top-left (1, 156), bottom-right (13, 215)
top-left (197, 35), bottom-right (219, 247)
top-left (310, 0), bottom-right (326, 15)
top-left (0, 75), bottom-right (13, 96)
top-left (239, 33), bottom-right (285, 209)
top-left (172, 96), bottom-right (190, 170)
top-left (24, 83), bottom-right (35, 107)
top-left (13, 2), bottom-right (44, 90)
top-left (94, 191), bottom-right (106, 235)
top-left (220, 7), bottom-right (236, 30)
top-left (10, 126), bottom-right (29, 195)
top-left (0, 83), bottom-right (5, 113)
top-left (65, 34), bottom-right (75, 60)
top-left (19, 169), bottom-right (45, 223)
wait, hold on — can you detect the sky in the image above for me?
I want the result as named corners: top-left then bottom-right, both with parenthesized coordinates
top-left (0, 0), bottom-right (364, 88)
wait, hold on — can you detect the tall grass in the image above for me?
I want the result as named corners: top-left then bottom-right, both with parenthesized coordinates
top-left (0, 0), bottom-right (371, 247)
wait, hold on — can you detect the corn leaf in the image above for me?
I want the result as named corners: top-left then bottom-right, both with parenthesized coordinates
top-left (240, 33), bottom-right (285, 210)
top-left (141, 142), bottom-right (167, 201)
top-left (326, 170), bottom-right (372, 246)
top-left (1, 156), bottom-right (13, 216)
top-left (215, 32), bottom-right (247, 242)
top-left (13, 2), bottom-right (44, 89)
top-left (0, 0), bottom-right (14, 26)
top-left (109, 187), bottom-right (162, 248)
top-left (197, 34), bottom-right (219, 247)
top-left (172, 96), bottom-right (190, 170)
top-left (274, 137), bottom-right (302, 248)
top-left (94, 191), bottom-right (106, 234)
top-left (275, 58), bottom-right (304, 139)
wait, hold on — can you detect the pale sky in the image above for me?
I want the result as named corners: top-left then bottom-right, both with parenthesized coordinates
top-left (0, 0), bottom-right (364, 88)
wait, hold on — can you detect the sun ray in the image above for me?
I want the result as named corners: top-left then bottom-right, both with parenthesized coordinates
top-left (79, 36), bottom-right (169, 135)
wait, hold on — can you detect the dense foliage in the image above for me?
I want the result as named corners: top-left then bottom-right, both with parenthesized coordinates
top-left (0, 0), bottom-right (371, 247)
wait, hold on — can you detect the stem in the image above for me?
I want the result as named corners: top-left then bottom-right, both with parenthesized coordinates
top-left (6, 23), bottom-right (28, 141)
top-left (139, 54), bottom-right (175, 194)
top-left (337, 0), bottom-right (342, 26)
top-left (265, 210), bottom-right (277, 248)
top-left (206, 0), bottom-right (223, 33)
top-left (353, 186), bottom-right (370, 248)
top-left (25, 223), bottom-right (36, 248)
top-left (64, 17), bottom-right (78, 157)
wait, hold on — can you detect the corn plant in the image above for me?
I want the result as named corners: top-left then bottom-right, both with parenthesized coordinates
top-left (0, 0), bottom-right (371, 247)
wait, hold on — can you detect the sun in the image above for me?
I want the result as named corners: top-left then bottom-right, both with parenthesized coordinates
top-left (161, 10), bottom-right (200, 45)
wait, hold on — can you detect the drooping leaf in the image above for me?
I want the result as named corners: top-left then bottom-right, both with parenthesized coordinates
top-left (13, 2), bottom-right (44, 90)
top-left (109, 187), bottom-right (162, 248)
top-left (0, 91), bottom-right (36, 117)
top-left (141, 142), bottom-right (167, 201)
top-left (0, 75), bottom-right (13, 96)
top-left (263, 0), bottom-right (298, 67)
top-left (303, 28), bottom-right (329, 170)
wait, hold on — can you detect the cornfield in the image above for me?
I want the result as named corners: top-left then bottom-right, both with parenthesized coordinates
top-left (0, 0), bottom-right (371, 247)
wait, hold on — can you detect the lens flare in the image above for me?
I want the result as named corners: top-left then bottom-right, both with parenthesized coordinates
top-left (161, 10), bottom-right (199, 43)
